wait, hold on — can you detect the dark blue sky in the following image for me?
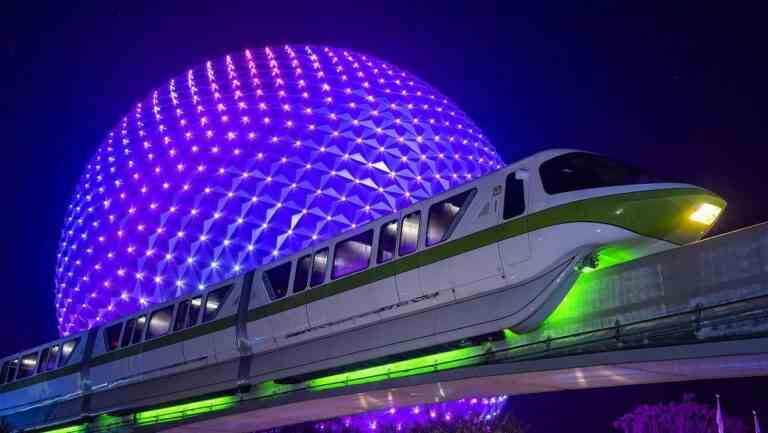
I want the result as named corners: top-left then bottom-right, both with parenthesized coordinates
top-left (2, 2), bottom-right (766, 431)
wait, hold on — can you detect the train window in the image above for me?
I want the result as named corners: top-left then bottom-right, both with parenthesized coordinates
top-left (4, 360), bottom-right (18, 383)
top-left (203, 285), bottom-right (232, 323)
top-left (121, 319), bottom-right (136, 347)
top-left (310, 248), bottom-right (329, 287)
top-left (16, 353), bottom-right (38, 379)
top-left (132, 316), bottom-right (146, 345)
top-left (45, 345), bottom-right (60, 371)
top-left (105, 323), bottom-right (123, 351)
top-left (293, 255), bottom-right (312, 293)
top-left (332, 230), bottom-right (373, 279)
top-left (174, 300), bottom-right (190, 331)
top-left (147, 306), bottom-right (174, 339)
top-left (188, 297), bottom-right (203, 327)
top-left (264, 262), bottom-right (292, 300)
top-left (399, 211), bottom-right (421, 256)
top-left (540, 152), bottom-right (652, 194)
top-left (37, 348), bottom-right (50, 373)
top-left (377, 220), bottom-right (398, 263)
top-left (59, 338), bottom-right (80, 367)
top-left (427, 189), bottom-right (475, 246)
top-left (504, 175), bottom-right (525, 219)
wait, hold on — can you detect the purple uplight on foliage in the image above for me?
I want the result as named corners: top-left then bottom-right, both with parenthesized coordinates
top-left (613, 393), bottom-right (749, 433)
top-left (55, 45), bottom-right (503, 335)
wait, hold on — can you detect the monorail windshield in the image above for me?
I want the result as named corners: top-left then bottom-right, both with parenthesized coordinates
top-left (540, 152), bottom-right (656, 194)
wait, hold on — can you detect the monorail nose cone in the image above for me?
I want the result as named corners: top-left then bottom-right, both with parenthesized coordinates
top-left (609, 187), bottom-right (726, 244)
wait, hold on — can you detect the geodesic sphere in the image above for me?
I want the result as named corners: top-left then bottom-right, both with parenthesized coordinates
top-left (55, 45), bottom-right (504, 335)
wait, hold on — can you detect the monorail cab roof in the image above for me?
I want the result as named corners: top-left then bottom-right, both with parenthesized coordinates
top-left (518, 149), bottom-right (698, 213)
top-left (539, 150), bottom-right (658, 193)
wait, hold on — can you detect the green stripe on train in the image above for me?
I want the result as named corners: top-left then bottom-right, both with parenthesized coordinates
top-left (246, 187), bottom-right (720, 321)
top-left (0, 188), bottom-right (722, 393)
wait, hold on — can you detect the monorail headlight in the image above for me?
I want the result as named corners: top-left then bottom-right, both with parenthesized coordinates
top-left (689, 203), bottom-right (722, 225)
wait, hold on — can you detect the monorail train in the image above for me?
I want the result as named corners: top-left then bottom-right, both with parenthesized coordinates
top-left (0, 149), bottom-right (725, 428)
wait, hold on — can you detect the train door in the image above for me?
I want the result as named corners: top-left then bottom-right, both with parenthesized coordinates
top-left (499, 169), bottom-right (532, 280)
top-left (422, 183), bottom-right (503, 301)
top-left (394, 210), bottom-right (424, 304)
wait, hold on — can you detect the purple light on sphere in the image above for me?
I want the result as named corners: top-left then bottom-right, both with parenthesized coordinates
top-left (304, 396), bottom-right (508, 433)
top-left (56, 45), bottom-right (504, 335)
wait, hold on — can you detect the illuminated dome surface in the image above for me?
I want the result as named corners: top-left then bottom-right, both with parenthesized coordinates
top-left (56, 45), bottom-right (504, 335)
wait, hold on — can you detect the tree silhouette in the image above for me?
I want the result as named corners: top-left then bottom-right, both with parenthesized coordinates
top-left (614, 393), bottom-right (748, 433)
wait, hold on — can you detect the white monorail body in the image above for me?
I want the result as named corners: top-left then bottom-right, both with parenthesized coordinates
top-left (0, 149), bottom-right (725, 429)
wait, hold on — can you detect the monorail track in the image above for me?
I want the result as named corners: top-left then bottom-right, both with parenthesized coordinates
top-left (14, 222), bottom-right (768, 433)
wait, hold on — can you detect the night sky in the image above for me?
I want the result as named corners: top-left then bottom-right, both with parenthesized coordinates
top-left (2, 2), bottom-right (767, 432)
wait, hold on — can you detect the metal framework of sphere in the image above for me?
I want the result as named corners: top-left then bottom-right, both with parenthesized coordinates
top-left (55, 45), bottom-right (504, 336)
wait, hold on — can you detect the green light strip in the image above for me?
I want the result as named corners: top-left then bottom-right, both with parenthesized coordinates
top-left (40, 424), bottom-right (86, 433)
top-left (92, 414), bottom-right (122, 431)
top-left (307, 345), bottom-right (486, 390)
top-left (134, 395), bottom-right (238, 426)
top-left (502, 328), bottom-right (519, 342)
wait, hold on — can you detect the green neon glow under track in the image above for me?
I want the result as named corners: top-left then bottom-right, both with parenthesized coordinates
top-left (306, 345), bottom-right (486, 390)
top-left (134, 395), bottom-right (237, 426)
top-left (542, 245), bottom-right (637, 330)
top-left (92, 414), bottom-right (121, 431)
top-left (40, 424), bottom-right (86, 433)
